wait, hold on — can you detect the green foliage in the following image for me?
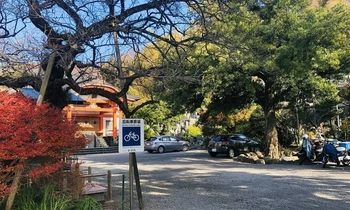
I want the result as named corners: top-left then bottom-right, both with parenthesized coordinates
top-left (14, 185), bottom-right (71, 210)
top-left (199, 105), bottom-right (262, 136)
top-left (13, 185), bottom-right (103, 210)
top-left (144, 127), bottom-right (157, 140)
top-left (133, 101), bottom-right (186, 136)
top-left (171, 0), bottom-right (350, 156)
top-left (73, 196), bottom-right (103, 210)
top-left (183, 125), bottom-right (202, 140)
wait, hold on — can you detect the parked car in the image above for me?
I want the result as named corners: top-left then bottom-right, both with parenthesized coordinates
top-left (207, 134), bottom-right (260, 157)
top-left (144, 136), bottom-right (190, 153)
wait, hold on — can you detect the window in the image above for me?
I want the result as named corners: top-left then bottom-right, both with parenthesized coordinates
top-left (105, 120), bottom-right (112, 130)
top-left (212, 136), bottom-right (221, 141)
top-left (162, 137), bottom-right (170, 141)
top-left (170, 137), bottom-right (178, 141)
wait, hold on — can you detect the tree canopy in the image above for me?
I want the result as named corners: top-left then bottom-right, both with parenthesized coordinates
top-left (164, 0), bottom-right (350, 158)
top-left (0, 0), bottom-right (213, 117)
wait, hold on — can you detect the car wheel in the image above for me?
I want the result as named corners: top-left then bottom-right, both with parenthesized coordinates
top-left (342, 160), bottom-right (350, 166)
top-left (253, 147), bottom-right (260, 153)
top-left (299, 156), bottom-right (305, 165)
top-left (182, 144), bottom-right (189, 151)
top-left (228, 148), bottom-right (235, 158)
top-left (147, 150), bottom-right (153, 153)
top-left (209, 152), bottom-right (217, 157)
top-left (157, 146), bottom-right (165, 153)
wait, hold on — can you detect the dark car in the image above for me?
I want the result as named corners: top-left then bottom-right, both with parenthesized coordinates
top-left (207, 134), bottom-right (260, 157)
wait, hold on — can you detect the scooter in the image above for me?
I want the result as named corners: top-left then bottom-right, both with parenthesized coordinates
top-left (298, 138), bottom-right (325, 165)
top-left (322, 143), bottom-right (350, 168)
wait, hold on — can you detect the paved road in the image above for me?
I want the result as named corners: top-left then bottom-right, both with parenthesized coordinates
top-left (78, 150), bottom-right (350, 210)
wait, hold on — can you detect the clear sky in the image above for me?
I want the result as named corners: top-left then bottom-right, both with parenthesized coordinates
top-left (1, 0), bottom-right (192, 65)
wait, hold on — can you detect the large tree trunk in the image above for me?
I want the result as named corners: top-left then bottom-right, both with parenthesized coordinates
top-left (262, 79), bottom-right (279, 160)
top-left (265, 108), bottom-right (279, 160)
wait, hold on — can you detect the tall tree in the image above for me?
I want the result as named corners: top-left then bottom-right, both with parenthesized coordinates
top-left (168, 0), bottom-right (350, 158)
top-left (0, 0), bottom-right (213, 117)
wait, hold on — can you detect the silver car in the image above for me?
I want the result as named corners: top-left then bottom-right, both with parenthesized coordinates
top-left (144, 136), bottom-right (190, 153)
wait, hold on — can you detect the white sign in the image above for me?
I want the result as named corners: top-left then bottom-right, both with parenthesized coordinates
top-left (118, 119), bottom-right (144, 153)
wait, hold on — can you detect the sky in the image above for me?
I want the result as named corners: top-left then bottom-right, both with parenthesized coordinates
top-left (1, 0), bottom-right (193, 65)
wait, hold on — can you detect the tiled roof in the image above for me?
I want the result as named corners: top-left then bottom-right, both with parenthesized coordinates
top-left (20, 87), bottom-right (85, 102)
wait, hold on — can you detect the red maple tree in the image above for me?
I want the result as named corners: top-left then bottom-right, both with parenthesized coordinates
top-left (0, 91), bottom-right (86, 207)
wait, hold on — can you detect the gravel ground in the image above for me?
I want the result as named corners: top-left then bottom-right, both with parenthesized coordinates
top-left (78, 150), bottom-right (350, 210)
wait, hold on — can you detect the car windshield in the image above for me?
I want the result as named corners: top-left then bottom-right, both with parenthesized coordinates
top-left (150, 137), bottom-right (157, 141)
top-left (212, 135), bottom-right (229, 141)
top-left (236, 134), bottom-right (248, 141)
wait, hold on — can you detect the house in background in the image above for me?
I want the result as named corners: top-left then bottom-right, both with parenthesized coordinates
top-left (63, 83), bottom-right (140, 146)
top-left (15, 83), bottom-right (140, 147)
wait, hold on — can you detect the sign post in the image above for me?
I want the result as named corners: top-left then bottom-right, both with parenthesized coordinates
top-left (118, 119), bottom-right (144, 210)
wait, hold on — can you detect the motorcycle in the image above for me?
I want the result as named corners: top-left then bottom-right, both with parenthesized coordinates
top-left (298, 138), bottom-right (325, 165)
top-left (322, 143), bottom-right (350, 168)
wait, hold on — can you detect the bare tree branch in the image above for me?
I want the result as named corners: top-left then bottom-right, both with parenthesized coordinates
top-left (1, 0), bottom-right (218, 116)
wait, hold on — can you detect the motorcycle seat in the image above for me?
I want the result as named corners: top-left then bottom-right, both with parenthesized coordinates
top-left (336, 147), bottom-right (346, 152)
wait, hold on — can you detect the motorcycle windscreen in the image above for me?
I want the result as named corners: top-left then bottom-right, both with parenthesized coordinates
top-left (302, 139), bottom-right (312, 159)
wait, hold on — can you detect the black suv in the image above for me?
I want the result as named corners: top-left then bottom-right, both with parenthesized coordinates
top-left (207, 134), bottom-right (260, 157)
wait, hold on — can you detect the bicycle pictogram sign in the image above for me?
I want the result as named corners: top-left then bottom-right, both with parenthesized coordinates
top-left (118, 119), bottom-right (144, 153)
top-left (124, 132), bottom-right (140, 142)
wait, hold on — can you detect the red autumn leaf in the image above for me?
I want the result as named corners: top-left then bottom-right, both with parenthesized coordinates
top-left (0, 91), bottom-right (87, 201)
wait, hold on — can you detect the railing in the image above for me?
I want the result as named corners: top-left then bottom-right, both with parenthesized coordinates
top-left (81, 166), bottom-right (126, 206)
top-left (82, 167), bottom-right (112, 201)
top-left (74, 146), bottom-right (119, 155)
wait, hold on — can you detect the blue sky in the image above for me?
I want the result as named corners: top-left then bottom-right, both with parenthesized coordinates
top-left (1, 0), bottom-right (193, 65)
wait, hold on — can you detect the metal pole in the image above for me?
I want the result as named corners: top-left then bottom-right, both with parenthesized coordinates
top-left (129, 153), bottom-right (134, 210)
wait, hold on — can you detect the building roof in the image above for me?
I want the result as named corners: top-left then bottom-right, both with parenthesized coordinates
top-left (20, 87), bottom-right (85, 102)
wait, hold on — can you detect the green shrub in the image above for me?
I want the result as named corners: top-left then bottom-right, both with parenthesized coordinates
top-left (14, 184), bottom-right (71, 210)
top-left (72, 196), bottom-right (103, 210)
top-left (13, 184), bottom-right (103, 210)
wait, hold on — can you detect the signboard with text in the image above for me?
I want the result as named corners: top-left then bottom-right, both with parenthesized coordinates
top-left (118, 119), bottom-right (144, 153)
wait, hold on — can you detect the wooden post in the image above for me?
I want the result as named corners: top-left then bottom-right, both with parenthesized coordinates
top-left (36, 52), bottom-right (55, 106)
top-left (129, 153), bottom-right (134, 210)
top-left (88, 166), bottom-right (92, 183)
top-left (122, 174), bottom-right (125, 210)
top-left (113, 106), bottom-right (118, 139)
top-left (132, 153), bottom-right (144, 210)
top-left (74, 164), bottom-right (80, 200)
top-left (67, 105), bottom-right (72, 122)
top-left (107, 170), bottom-right (112, 201)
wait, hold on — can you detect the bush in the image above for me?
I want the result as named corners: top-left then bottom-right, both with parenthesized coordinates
top-left (13, 184), bottom-right (103, 210)
top-left (13, 184), bottom-right (71, 210)
top-left (0, 91), bottom-right (86, 208)
top-left (73, 196), bottom-right (103, 210)
top-left (183, 125), bottom-right (202, 141)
